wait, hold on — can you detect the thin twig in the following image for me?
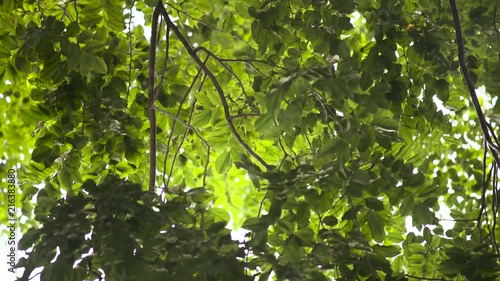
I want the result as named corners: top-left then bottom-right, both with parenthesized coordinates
top-left (126, 1), bottom-right (135, 103)
top-left (277, 137), bottom-right (294, 170)
top-left (154, 104), bottom-right (211, 189)
top-left (405, 274), bottom-right (444, 281)
top-left (166, 100), bottom-right (196, 191)
top-left (154, 106), bottom-right (209, 147)
top-left (74, 0), bottom-right (78, 20)
top-left (494, 4), bottom-right (500, 38)
top-left (492, 166), bottom-right (499, 252)
top-left (161, 57), bottom-right (208, 189)
top-left (81, 101), bottom-right (85, 134)
top-left (231, 113), bottom-right (261, 119)
top-left (57, 4), bottom-right (73, 21)
top-left (38, 0), bottom-right (44, 18)
top-left (478, 143), bottom-right (488, 241)
top-left (219, 58), bottom-right (281, 77)
top-left (219, 58), bottom-right (286, 70)
top-left (310, 91), bottom-right (335, 137)
top-left (345, 193), bottom-right (377, 280)
top-left (193, 46), bottom-right (258, 112)
top-left (202, 147), bottom-right (210, 188)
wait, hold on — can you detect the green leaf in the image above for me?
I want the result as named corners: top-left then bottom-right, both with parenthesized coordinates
top-left (242, 217), bottom-right (268, 231)
top-left (79, 54), bottom-right (93, 76)
top-left (296, 227), bottom-right (315, 246)
top-left (254, 114), bottom-right (273, 134)
top-left (469, 6), bottom-right (488, 19)
top-left (32, 145), bottom-right (51, 163)
top-left (196, 92), bottom-right (214, 107)
top-left (371, 116), bottom-right (399, 131)
top-left (318, 138), bottom-right (349, 159)
top-left (412, 204), bottom-right (434, 227)
top-left (22, 186), bottom-right (39, 202)
top-left (407, 254), bottom-right (425, 265)
top-left (331, 0), bottom-right (356, 13)
top-left (345, 181), bottom-right (364, 197)
top-left (15, 56), bottom-right (29, 73)
top-left (323, 215), bottom-right (338, 226)
top-left (58, 165), bottom-right (73, 189)
top-left (277, 219), bottom-right (294, 234)
top-left (9, 1), bottom-right (499, 278)
top-left (191, 110), bottom-right (212, 128)
top-left (209, 207), bottom-right (230, 223)
top-left (79, 54), bottom-right (107, 76)
top-left (365, 197), bottom-right (384, 211)
top-left (115, 162), bottom-right (136, 177)
top-left (18, 229), bottom-right (40, 251)
top-left (404, 172), bottom-right (425, 187)
top-left (77, 30), bottom-right (93, 44)
top-left (372, 245), bottom-right (401, 257)
top-left (66, 21), bottom-right (80, 37)
top-left (71, 136), bottom-right (89, 150)
top-left (439, 259), bottom-right (463, 275)
top-left (92, 56), bottom-right (107, 74)
top-left (2, 0), bottom-right (14, 12)
top-left (144, 0), bottom-right (158, 7)
top-left (215, 151), bottom-right (232, 174)
top-left (407, 243), bottom-right (426, 254)
top-left (367, 210), bottom-right (385, 243)
top-left (343, 205), bottom-right (362, 221)
top-left (399, 196), bottom-right (413, 216)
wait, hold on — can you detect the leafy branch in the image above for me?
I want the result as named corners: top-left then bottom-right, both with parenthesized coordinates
top-left (405, 274), bottom-right (445, 281)
top-left (155, 2), bottom-right (271, 172)
top-left (449, 0), bottom-right (500, 157)
top-left (154, 106), bottom-right (211, 190)
top-left (165, 2), bottom-right (252, 48)
top-left (193, 46), bottom-right (258, 112)
top-left (160, 56), bottom-right (208, 191)
top-left (449, 0), bottom-right (500, 249)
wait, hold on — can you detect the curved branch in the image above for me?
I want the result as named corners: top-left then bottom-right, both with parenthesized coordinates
top-left (193, 46), bottom-right (258, 112)
top-left (165, 2), bottom-right (252, 48)
top-left (449, 0), bottom-right (500, 161)
top-left (405, 275), bottom-right (444, 281)
top-left (156, 3), bottom-right (271, 172)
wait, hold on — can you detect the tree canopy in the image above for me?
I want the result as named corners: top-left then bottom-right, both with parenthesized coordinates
top-left (2, 0), bottom-right (500, 280)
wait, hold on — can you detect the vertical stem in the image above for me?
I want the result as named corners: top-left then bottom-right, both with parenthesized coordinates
top-left (148, 4), bottom-right (160, 191)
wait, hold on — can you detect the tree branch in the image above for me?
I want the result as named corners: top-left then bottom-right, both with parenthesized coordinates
top-left (231, 113), bottom-right (261, 119)
top-left (165, 2), bottom-right (252, 48)
top-left (193, 46), bottom-right (258, 112)
top-left (148, 3), bottom-right (161, 191)
top-left (161, 56), bottom-right (208, 190)
top-left (405, 274), bottom-right (444, 281)
top-left (449, 0), bottom-right (500, 160)
top-left (154, 106), bottom-right (211, 190)
top-left (154, 106), bottom-right (209, 148)
top-left (156, 3), bottom-right (271, 172)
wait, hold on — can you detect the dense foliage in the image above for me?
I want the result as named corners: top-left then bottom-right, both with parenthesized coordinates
top-left (2, 0), bottom-right (500, 280)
